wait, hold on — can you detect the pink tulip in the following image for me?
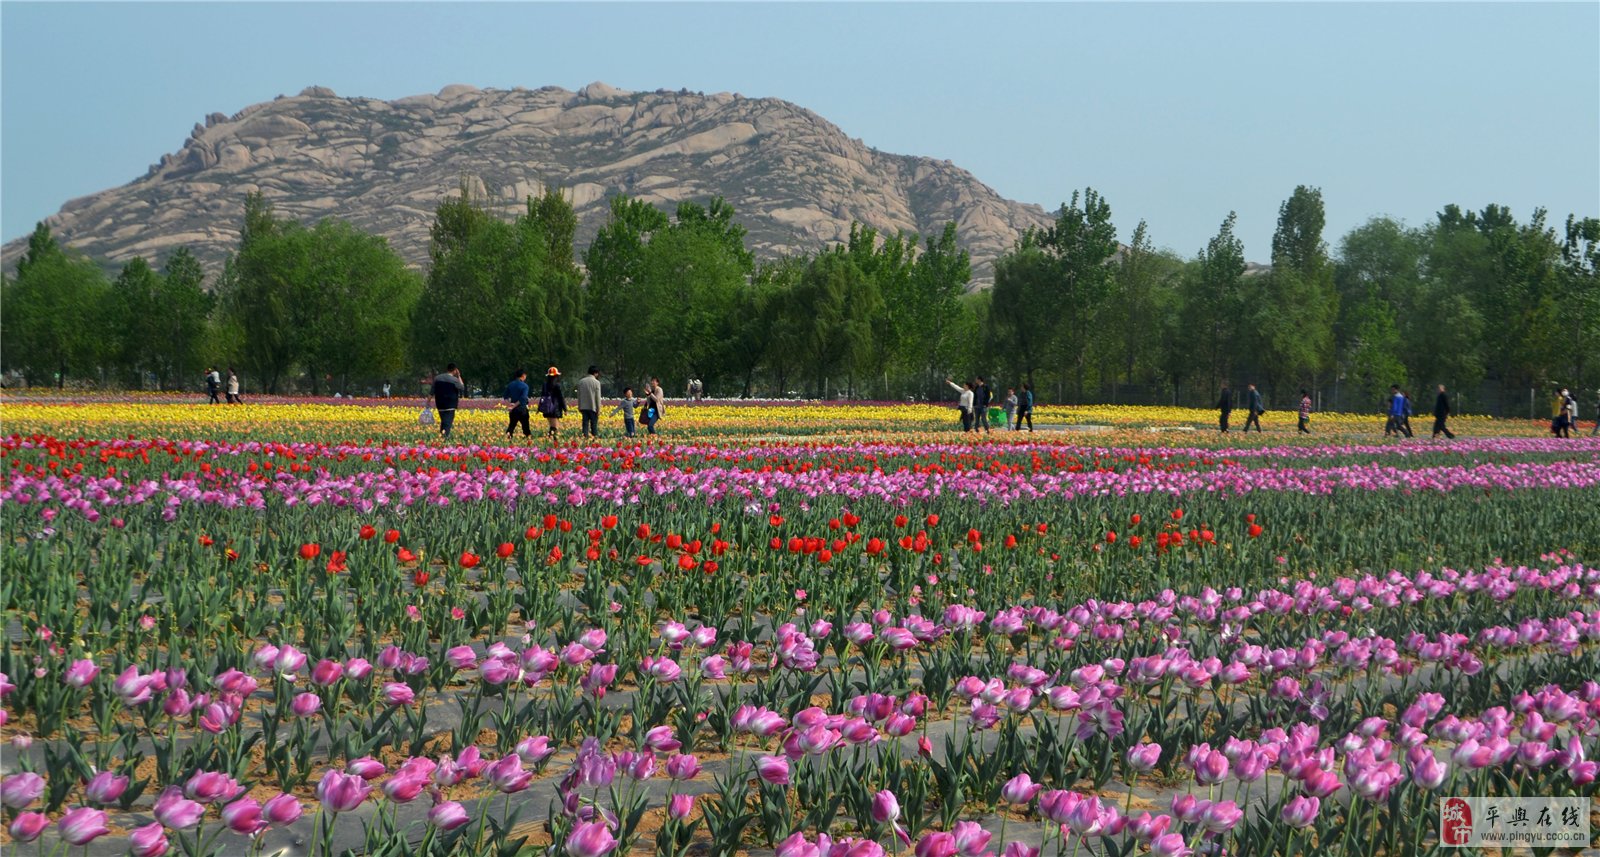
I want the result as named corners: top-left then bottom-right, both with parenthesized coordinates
top-left (665, 754), bottom-right (701, 780)
top-left (643, 725), bottom-right (681, 754)
top-left (428, 800), bottom-right (470, 830)
top-left (63, 659), bottom-right (100, 688)
top-left (1, 771), bottom-right (45, 808)
top-left (310, 658), bottom-right (344, 686)
top-left (871, 789), bottom-right (899, 823)
top-left (778, 832), bottom-right (823, 857)
top-left (263, 793), bottom-right (303, 825)
top-left (755, 755), bottom-right (790, 784)
top-left (291, 692), bottom-right (322, 717)
top-left (380, 682), bottom-right (415, 706)
top-left (485, 755), bottom-right (532, 793)
top-left (381, 774), bottom-right (428, 803)
top-left (316, 769), bottom-right (370, 813)
top-left (346, 757), bottom-right (387, 780)
top-left (154, 786), bottom-right (205, 829)
top-left (1281, 795), bottom-right (1320, 828)
top-left (130, 821), bottom-right (170, 857)
top-left (566, 820), bottom-right (619, 857)
top-left (668, 793), bottom-right (695, 821)
top-left (185, 770), bottom-right (242, 804)
top-left (57, 806), bottom-right (111, 845)
top-left (1001, 772), bottom-right (1042, 804)
top-left (1126, 742), bottom-right (1162, 773)
top-left (1149, 833), bottom-right (1193, 857)
top-left (221, 796), bottom-right (266, 835)
top-left (8, 811), bottom-right (49, 843)
top-left (85, 770), bottom-right (129, 805)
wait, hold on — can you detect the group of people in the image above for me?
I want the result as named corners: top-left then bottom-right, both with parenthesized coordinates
top-left (1216, 384), bottom-right (1271, 433)
top-left (945, 376), bottom-right (1035, 432)
top-left (203, 367), bottom-right (242, 404)
top-left (425, 364), bottom-right (668, 441)
top-left (1550, 387), bottom-right (1595, 438)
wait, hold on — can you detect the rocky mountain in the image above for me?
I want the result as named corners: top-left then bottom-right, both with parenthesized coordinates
top-left (3, 83), bottom-right (1053, 286)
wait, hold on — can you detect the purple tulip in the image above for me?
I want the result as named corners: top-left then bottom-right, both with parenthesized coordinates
top-left (665, 754), bottom-right (701, 780)
top-left (316, 769), bottom-right (370, 813)
top-left (310, 658), bottom-right (344, 686)
top-left (262, 793), bottom-right (303, 826)
top-left (871, 789), bottom-right (900, 823)
top-left (1, 771), bottom-right (45, 808)
top-left (668, 793), bottom-right (695, 821)
top-left (1411, 753), bottom-right (1448, 790)
top-left (84, 770), bottom-right (129, 805)
top-left (1193, 748), bottom-right (1230, 784)
top-left (346, 756), bottom-right (387, 780)
top-left (57, 806), bottom-right (111, 845)
top-left (1126, 742), bottom-right (1162, 773)
top-left (1281, 795), bottom-right (1321, 828)
top-left (63, 659), bottom-right (100, 688)
top-left (1200, 800), bottom-right (1243, 833)
top-left (154, 786), bottom-right (205, 829)
top-left (566, 820), bottom-right (619, 857)
top-left (1149, 833), bottom-right (1193, 857)
top-left (185, 770), bottom-right (242, 804)
top-left (640, 725), bottom-right (680, 754)
top-left (755, 755), bottom-right (790, 784)
top-left (381, 774), bottom-right (428, 803)
top-left (113, 666), bottom-right (156, 705)
top-left (446, 646), bottom-right (477, 670)
top-left (485, 755), bottom-right (532, 793)
top-left (516, 735), bottom-right (555, 765)
top-left (1001, 772), bottom-right (1042, 804)
top-left (221, 797), bottom-right (266, 835)
top-left (8, 811), bottom-right (49, 843)
top-left (429, 799), bottom-right (470, 830)
top-left (130, 821), bottom-right (170, 857)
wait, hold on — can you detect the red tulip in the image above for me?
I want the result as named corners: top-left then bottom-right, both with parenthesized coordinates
top-left (299, 543), bottom-right (321, 561)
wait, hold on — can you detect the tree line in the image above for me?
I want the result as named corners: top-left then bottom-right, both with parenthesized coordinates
top-left (3, 182), bottom-right (1596, 412)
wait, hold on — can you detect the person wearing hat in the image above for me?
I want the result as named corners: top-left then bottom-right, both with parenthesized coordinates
top-left (537, 366), bottom-right (567, 442)
top-left (577, 365), bottom-right (603, 439)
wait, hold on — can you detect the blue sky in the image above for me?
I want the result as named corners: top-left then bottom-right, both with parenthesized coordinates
top-left (2, 2), bottom-right (1596, 259)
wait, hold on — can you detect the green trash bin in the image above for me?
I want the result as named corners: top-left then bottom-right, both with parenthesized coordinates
top-left (987, 407), bottom-right (1005, 427)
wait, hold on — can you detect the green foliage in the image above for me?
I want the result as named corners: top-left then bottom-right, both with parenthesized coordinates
top-left (1, 223), bottom-right (112, 386)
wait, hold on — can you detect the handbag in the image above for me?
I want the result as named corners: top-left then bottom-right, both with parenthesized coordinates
top-left (419, 407), bottom-right (435, 426)
top-left (538, 394), bottom-right (558, 417)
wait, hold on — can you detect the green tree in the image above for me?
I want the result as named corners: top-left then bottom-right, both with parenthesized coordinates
top-left (1041, 189), bottom-right (1119, 398)
top-left (1251, 186), bottom-right (1338, 396)
top-left (991, 235), bottom-right (1057, 386)
top-left (583, 196), bottom-right (670, 379)
top-left (1, 223), bottom-right (111, 387)
top-left (1182, 212), bottom-right (1248, 391)
top-left (152, 247), bottom-right (214, 390)
top-left (901, 223), bottom-right (972, 396)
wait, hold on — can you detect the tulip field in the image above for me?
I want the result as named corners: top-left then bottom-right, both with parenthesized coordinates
top-left (1, 399), bottom-right (1597, 856)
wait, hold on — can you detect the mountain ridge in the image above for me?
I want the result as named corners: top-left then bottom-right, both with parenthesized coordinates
top-left (1, 82), bottom-right (1056, 285)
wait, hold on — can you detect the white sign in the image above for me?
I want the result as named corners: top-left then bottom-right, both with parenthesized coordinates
top-left (1439, 797), bottom-right (1591, 848)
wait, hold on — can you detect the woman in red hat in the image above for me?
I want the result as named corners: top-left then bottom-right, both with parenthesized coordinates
top-left (537, 366), bottom-right (567, 442)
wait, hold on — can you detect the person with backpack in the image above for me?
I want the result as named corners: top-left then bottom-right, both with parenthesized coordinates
top-left (538, 367), bottom-right (567, 442)
top-left (503, 368), bottom-right (531, 440)
top-left (1015, 383), bottom-right (1035, 432)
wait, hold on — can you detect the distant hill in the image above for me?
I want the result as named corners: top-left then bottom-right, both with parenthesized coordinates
top-left (2, 82), bottom-right (1055, 286)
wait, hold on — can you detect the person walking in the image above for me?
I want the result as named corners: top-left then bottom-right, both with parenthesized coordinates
top-left (205, 367), bottom-right (221, 404)
top-left (1243, 383), bottom-right (1265, 433)
top-left (1400, 390), bottom-right (1417, 437)
top-left (537, 367), bottom-right (567, 442)
top-left (644, 378), bottom-right (666, 435)
top-left (945, 377), bottom-right (975, 432)
top-left (577, 366), bottom-right (603, 438)
top-left (1386, 386), bottom-right (1413, 438)
top-left (382, 382), bottom-right (392, 399)
top-left (1555, 387), bottom-right (1576, 438)
top-left (1002, 388), bottom-right (1018, 429)
top-left (1015, 383), bottom-right (1035, 432)
top-left (973, 377), bottom-right (993, 434)
top-left (1297, 390), bottom-right (1312, 433)
top-left (1591, 389), bottom-right (1599, 437)
top-left (1431, 384), bottom-right (1456, 439)
top-left (610, 387), bottom-right (639, 438)
top-left (431, 364), bottom-right (465, 439)
top-left (503, 369), bottom-right (532, 439)
top-left (226, 368), bottom-right (242, 404)
top-left (1218, 385), bottom-right (1234, 433)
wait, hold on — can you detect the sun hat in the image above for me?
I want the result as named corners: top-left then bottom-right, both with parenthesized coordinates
top-left (547, 366), bottom-right (561, 377)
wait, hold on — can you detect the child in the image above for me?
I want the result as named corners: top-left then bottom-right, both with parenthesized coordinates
top-left (609, 388), bottom-right (638, 438)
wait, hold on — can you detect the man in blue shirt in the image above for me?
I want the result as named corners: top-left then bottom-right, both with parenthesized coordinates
top-left (431, 364), bottom-right (465, 438)
top-left (1386, 385), bottom-right (1413, 438)
top-left (503, 368), bottom-right (531, 439)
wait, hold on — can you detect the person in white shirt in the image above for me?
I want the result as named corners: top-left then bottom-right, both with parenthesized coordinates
top-left (945, 377), bottom-right (975, 432)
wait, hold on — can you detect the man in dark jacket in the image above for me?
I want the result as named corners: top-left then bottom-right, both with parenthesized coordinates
top-left (503, 369), bottom-right (531, 439)
top-left (1218, 385), bottom-right (1233, 433)
top-left (1243, 383), bottom-right (1265, 433)
top-left (973, 377), bottom-right (993, 434)
top-left (432, 363), bottom-right (465, 438)
top-left (1431, 384), bottom-right (1455, 439)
